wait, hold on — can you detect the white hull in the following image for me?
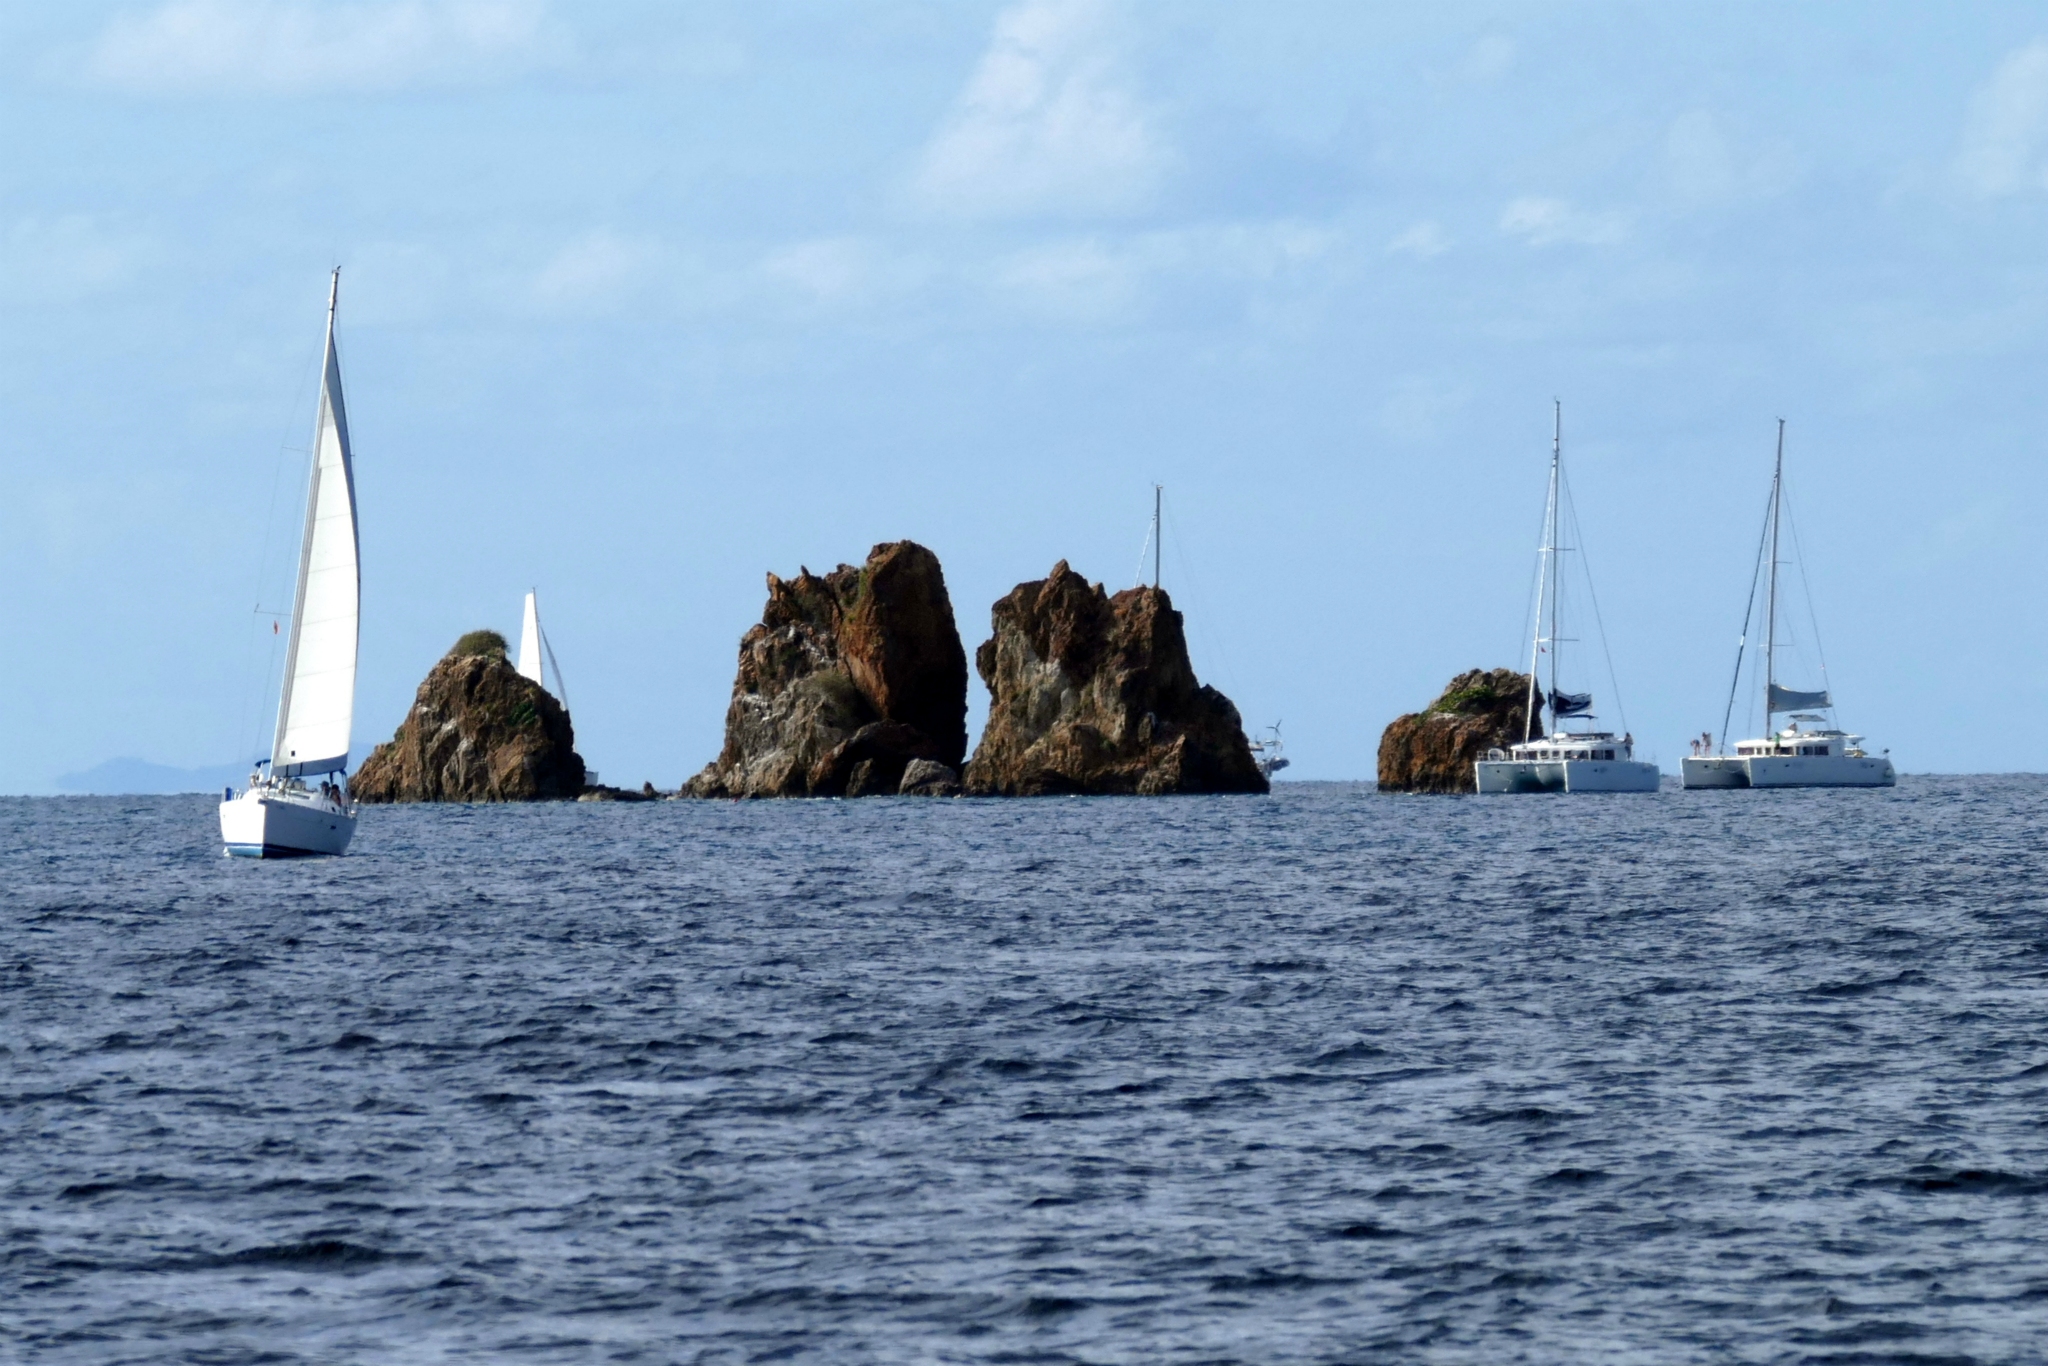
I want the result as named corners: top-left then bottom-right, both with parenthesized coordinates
top-left (219, 789), bottom-right (356, 857)
top-left (1681, 754), bottom-right (1895, 789)
top-left (1475, 758), bottom-right (1661, 794)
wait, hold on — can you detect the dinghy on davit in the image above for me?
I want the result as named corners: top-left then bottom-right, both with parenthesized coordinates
top-left (220, 271), bottom-right (362, 856)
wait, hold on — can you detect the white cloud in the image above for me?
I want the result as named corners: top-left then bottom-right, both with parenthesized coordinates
top-left (0, 217), bottom-right (152, 304)
top-left (990, 221), bottom-right (1337, 322)
top-left (911, 0), bottom-right (1168, 220)
top-left (1387, 220), bottom-right (1449, 258)
top-left (1378, 377), bottom-right (1470, 443)
top-left (764, 238), bottom-right (878, 303)
top-left (1955, 40), bottom-right (2048, 195)
top-left (994, 237), bottom-right (1135, 319)
top-left (1498, 196), bottom-right (1630, 247)
top-left (85, 0), bottom-right (554, 95)
top-left (1462, 33), bottom-right (1515, 83)
top-left (532, 229), bottom-right (655, 309)
top-left (1665, 110), bottom-right (1736, 204)
top-left (1662, 109), bottom-right (1797, 208)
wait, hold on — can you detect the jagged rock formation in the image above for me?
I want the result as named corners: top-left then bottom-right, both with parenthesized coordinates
top-left (352, 631), bottom-right (586, 802)
top-left (686, 541), bottom-right (969, 798)
top-left (1376, 668), bottom-right (1535, 794)
top-left (963, 561), bottom-right (1267, 796)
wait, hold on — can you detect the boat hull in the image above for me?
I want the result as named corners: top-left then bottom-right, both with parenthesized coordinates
top-left (1475, 759), bottom-right (1661, 794)
top-left (1680, 755), bottom-right (1895, 789)
top-left (219, 791), bottom-right (357, 857)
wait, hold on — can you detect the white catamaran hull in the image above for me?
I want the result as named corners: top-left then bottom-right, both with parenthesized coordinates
top-left (219, 790), bottom-right (356, 857)
top-left (1476, 758), bottom-right (1661, 794)
top-left (1680, 755), bottom-right (1895, 789)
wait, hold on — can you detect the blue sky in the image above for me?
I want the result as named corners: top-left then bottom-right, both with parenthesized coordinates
top-left (4, 0), bottom-right (2046, 791)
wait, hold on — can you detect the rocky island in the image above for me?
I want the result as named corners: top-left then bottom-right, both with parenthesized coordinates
top-left (686, 540), bottom-right (969, 798)
top-left (963, 561), bottom-right (1266, 796)
top-left (352, 630), bottom-right (588, 802)
top-left (1377, 667), bottom-right (1534, 794)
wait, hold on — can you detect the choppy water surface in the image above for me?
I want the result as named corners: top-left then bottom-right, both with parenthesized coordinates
top-left (6, 780), bottom-right (2048, 1364)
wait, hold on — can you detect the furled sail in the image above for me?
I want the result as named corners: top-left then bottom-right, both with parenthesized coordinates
top-left (271, 273), bottom-right (360, 779)
top-left (518, 591), bottom-right (543, 686)
top-left (1549, 689), bottom-right (1593, 718)
top-left (1767, 683), bottom-right (1830, 713)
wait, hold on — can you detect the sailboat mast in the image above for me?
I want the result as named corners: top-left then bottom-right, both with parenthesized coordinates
top-left (1765, 419), bottom-right (1783, 736)
top-left (1523, 405), bottom-right (1557, 744)
top-left (270, 269), bottom-right (341, 774)
top-left (1152, 484), bottom-right (1161, 589)
top-left (1546, 402), bottom-right (1562, 734)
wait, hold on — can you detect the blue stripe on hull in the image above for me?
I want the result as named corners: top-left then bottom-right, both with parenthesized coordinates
top-left (223, 842), bottom-right (334, 859)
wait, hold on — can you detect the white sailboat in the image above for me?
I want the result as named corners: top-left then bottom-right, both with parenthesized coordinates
top-left (1681, 421), bottom-right (1894, 790)
top-left (219, 271), bottom-right (361, 857)
top-left (1476, 404), bottom-right (1659, 795)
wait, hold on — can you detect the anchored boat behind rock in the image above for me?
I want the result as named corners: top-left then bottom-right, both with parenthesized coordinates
top-left (1475, 403), bottom-right (1658, 796)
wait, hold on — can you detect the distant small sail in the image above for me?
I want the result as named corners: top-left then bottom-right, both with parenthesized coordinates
top-left (271, 275), bottom-right (360, 779)
top-left (1767, 683), bottom-right (1830, 713)
top-left (518, 591), bottom-right (543, 687)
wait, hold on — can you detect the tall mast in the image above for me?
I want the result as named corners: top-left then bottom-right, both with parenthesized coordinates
top-left (271, 268), bottom-right (341, 774)
top-left (1764, 419), bottom-right (1783, 737)
top-left (1152, 484), bottom-right (1162, 589)
top-left (1547, 402), bottom-right (1562, 730)
top-left (1524, 404), bottom-right (1559, 744)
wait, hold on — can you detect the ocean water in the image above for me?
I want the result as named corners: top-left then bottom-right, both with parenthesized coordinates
top-left (5, 779), bottom-right (2048, 1364)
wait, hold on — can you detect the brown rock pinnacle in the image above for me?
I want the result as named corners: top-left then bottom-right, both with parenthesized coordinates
top-left (963, 561), bottom-right (1267, 796)
top-left (686, 540), bottom-right (969, 798)
top-left (352, 631), bottom-right (586, 802)
top-left (1376, 667), bottom-right (1536, 794)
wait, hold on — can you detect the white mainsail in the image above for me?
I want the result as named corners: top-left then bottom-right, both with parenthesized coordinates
top-left (271, 271), bottom-right (360, 778)
top-left (518, 591), bottom-right (543, 686)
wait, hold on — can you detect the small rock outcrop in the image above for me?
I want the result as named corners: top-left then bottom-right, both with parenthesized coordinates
top-left (352, 631), bottom-right (587, 802)
top-left (1376, 668), bottom-right (1535, 794)
top-left (898, 758), bottom-right (964, 797)
top-left (686, 541), bottom-right (969, 798)
top-left (963, 561), bottom-right (1267, 796)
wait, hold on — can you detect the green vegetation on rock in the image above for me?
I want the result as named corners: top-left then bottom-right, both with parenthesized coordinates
top-left (449, 629), bottom-right (509, 661)
top-left (1433, 679), bottom-right (1513, 714)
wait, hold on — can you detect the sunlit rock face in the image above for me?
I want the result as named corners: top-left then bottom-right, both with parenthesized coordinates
top-left (1377, 668), bottom-right (1535, 794)
top-left (964, 561), bottom-right (1266, 797)
top-left (352, 632), bottom-right (586, 803)
top-left (686, 541), bottom-right (968, 799)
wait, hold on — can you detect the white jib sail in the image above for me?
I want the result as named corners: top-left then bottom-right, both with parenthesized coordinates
top-left (518, 591), bottom-right (543, 686)
top-left (272, 272), bottom-right (360, 778)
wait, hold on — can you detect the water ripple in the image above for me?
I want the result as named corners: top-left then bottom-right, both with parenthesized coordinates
top-left (3, 780), bottom-right (2047, 1362)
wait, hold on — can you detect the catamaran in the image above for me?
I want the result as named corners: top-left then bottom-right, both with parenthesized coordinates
top-left (1476, 404), bottom-right (1660, 794)
top-left (1681, 422), bottom-right (1894, 790)
top-left (219, 271), bottom-right (361, 856)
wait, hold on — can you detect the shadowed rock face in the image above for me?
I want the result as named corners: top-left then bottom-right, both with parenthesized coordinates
top-left (686, 540), bottom-right (968, 798)
top-left (963, 560), bottom-right (1267, 796)
top-left (352, 634), bottom-right (586, 802)
top-left (1377, 668), bottom-right (1535, 794)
